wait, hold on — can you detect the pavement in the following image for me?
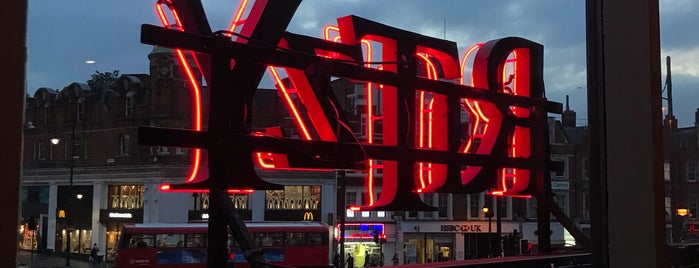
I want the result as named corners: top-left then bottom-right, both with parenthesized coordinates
top-left (16, 250), bottom-right (113, 268)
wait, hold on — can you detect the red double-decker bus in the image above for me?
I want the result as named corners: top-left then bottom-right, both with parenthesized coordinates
top-left (115, 222), bottom-right (331, 267)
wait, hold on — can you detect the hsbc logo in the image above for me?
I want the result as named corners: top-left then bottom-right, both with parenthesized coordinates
top-left (440, 224), bottom-right (483, 232)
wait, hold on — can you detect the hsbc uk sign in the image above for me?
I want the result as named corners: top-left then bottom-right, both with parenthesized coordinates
top-left (440, 224), bottom-right (484, 233)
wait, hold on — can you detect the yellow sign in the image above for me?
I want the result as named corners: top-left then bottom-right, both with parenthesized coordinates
top-left (303, 211), bottom-right (314, 221)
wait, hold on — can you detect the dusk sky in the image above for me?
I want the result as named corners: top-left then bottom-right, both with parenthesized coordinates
top-left (26, 0), bottom-right (699, 127)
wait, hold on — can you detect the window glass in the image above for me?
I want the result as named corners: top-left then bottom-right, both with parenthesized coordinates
top-left (185, 234), bottom-right (206, 248)
top-left (128, 234), bottom-right (154, 248)
top-left (156, 234), bottom-right (184, 248)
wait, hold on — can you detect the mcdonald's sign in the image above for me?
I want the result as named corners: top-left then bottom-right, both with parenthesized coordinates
top-left (303, 211), bottom-right (314, 221)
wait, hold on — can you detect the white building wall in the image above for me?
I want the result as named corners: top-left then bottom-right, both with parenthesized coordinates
top-left (46, 183), bottom-right (58, 251)
top-left (91, 182), bottom-right (107, 252)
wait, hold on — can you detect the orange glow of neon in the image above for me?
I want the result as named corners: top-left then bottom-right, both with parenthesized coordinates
top-left (459, 43), bottom-right (482, 85)
top-left (156, 2), bottom-right (203, 183)
top-left (323, 25), bottom-right (340, 41)
top-left (268, 66), bottom-right (313, 140)
top-left (349, 206), bottom-right (361, 211)
top-left (362, 39), bottom-right (376, 205)
top-left (256, 152), bottom-right (275, 169)
top-left (227, 0), bottom-right (250, 35)
top-left (160, 184), bottom-right (254, 194)
top-left (415, 53), bottom-right (438, 190)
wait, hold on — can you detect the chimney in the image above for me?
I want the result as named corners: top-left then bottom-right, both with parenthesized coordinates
top-left (695, 108), bottom-right (699, 127)
top-left (561, 95), bottom-right (576, 127)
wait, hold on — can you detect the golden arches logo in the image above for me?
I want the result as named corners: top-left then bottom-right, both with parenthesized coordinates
top-left (303, 211), bottom-right (314, 221)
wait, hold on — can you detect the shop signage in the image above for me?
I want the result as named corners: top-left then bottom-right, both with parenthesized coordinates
top-left (551, 181), bottom-right (569, 190)
top-left (99, 209), bottom-right (143, 223)
top-left (109, 212), bottom-right (133, 219)
top-left (440, 224), bottom-right (483, 232)
top-left (303, 211), bottom-right (314, 221)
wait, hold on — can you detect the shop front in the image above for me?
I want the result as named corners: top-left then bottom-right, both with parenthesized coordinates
top-left (100, 184), bottom-right (144, 261)
top-left (338, 223), bottom-right (387, 267)
top-left (400, 221), bottom-right (520, 264)
top-left (55, 185), bottom-right (93, 256)
top-left (264, 185), bottom-right (322, 221)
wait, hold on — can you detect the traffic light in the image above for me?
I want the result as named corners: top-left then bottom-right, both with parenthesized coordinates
top-left (373, 230), bottom-right (380, 243)
top-left (520, 239), bottom-right (531, 254)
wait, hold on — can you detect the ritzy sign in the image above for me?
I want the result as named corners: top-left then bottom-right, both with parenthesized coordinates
top-left (145, 0), bottom-right (559, 211)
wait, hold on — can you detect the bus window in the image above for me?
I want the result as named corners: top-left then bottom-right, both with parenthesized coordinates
top-left (268, 233), bottom-right (283, 246)
top-left (255, 233), bottom-right (281, 247)
top-left (186, 234), bottom-right (206, 248)
top-left (128, 234), bottom-right (154, 248)
top-left (156, 234), bottom-right (184, 248)
top-left (284, 232), bottom-right (305, 246)
top-left (307, 233), bottom-right (322, 245)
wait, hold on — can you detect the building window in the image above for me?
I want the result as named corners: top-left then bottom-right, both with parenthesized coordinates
top-left (422, 194), bottom-right (434, 218)
top-left (665, 162), bottom-right (671, 182)
top-left (583, 157), bottom-right (590, 181)
top-left (76, 101), bottom-right (86, 122)
top-left (690, 198), bottom-right (698, 220)
top-left (265, 186), bottom-right (321, 210)
top-left (125, 96), bottom-right (134, 118)
top-left (498, 196), bottom-right (509, 219)
top-left (119, 133), bottom-right (130, 156)
top-left (665, 196), bottom-right (672, 221)
top-left (199, 193), bottom-right (249, 210)
top-left (108, 185), bottom-right (144, 209)
top-left (438, 194), bottom-right (448, 218)
top-left (469, 194), bottom-right (481, 218)
top-left (551, 156), bottom-right (567, 179)
top-left (582, 192), bottom-right (590, 222)
top-left (346, 192), bottom-right (356, 207)
top-left (527, 197), bottom-right (538, 219)
top-left (345, 192), bottom-right (356, 218)
top-left (687, 161), bottom-right (697, 182)
top-left (361, 211), bottom-right (370, 217)
top-left (151, 146), bottom-right (169, 155)
top-left (176, 148), bottom-right (188, 155)
top-left (35, 140), bottom-right (49, 160)
top-left (553, 193), bottom-right (568, 215)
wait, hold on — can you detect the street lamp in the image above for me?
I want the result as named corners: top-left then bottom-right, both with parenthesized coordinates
top-left (482, 205), bottom-right (493, 257)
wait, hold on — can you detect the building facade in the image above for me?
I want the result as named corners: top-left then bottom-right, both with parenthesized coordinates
top-left (21, 48), bottom-right (580, 266)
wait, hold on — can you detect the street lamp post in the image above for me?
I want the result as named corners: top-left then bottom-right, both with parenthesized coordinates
top-left (677, 203), bottom-right (689, 242)
top-left (482, 206), bottom-right (493, 257)
top-left (496, 196), bottom-right (503, 257)
top-left (63, 97), bottom-right (82, 267)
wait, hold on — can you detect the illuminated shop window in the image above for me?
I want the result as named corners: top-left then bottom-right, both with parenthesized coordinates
top-left (108, 185), bottom-right (144, 209)
top-left (265, 185), bottom-right (320, 210)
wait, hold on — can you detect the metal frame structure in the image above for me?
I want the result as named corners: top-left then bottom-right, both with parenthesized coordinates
top-left (137, 0), bottom-right (585, 266)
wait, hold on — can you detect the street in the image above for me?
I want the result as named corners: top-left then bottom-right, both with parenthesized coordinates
top-left (16, 250), bottom-right (112, 268)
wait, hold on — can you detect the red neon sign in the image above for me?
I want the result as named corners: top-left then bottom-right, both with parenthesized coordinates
top-left (144, 0), bottom-right (558, 211)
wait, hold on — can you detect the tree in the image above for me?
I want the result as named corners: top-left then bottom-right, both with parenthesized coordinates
top-left (87, 70), bottom-right (119, 91)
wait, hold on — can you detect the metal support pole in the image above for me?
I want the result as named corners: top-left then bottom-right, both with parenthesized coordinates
top-left (65, 109), bottom-right (77, 267)
top-left (338, 170), bottom-right (346, 268)
top-left (488, 216), bottom-right (492, 258)
top-left (496, 196), bottom-right (502, 257)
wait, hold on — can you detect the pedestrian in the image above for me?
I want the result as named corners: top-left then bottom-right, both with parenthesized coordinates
top-left (334, 252), bottom-right (341, 267)
top-left (392, 253), bottom-right (399, 265)
top-left (347, 253), bottom-right (354, 268)
top-left (90, 243), bottom-right (100, 263)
